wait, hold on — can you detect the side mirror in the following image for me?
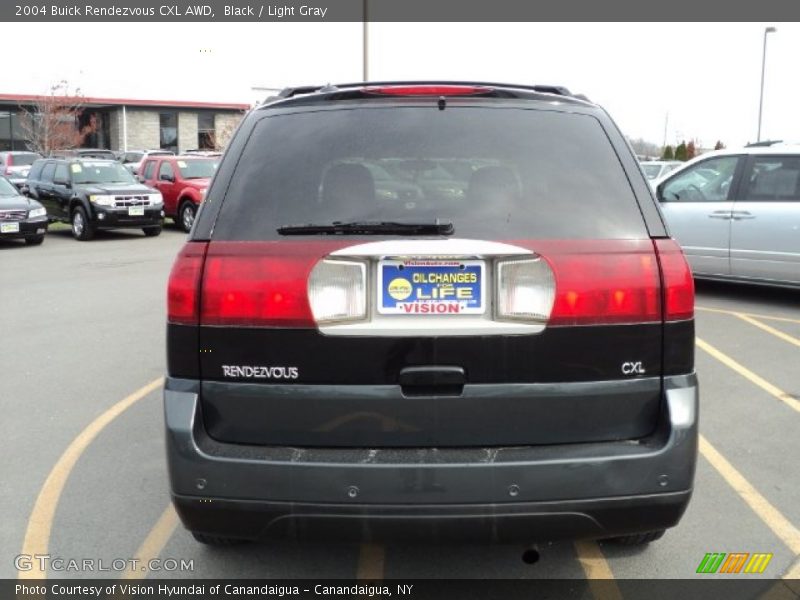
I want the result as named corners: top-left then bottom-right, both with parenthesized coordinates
top-left (54, 179), bottom-right (71, 188)
top-left (655, 182), bottom-right (666, 202)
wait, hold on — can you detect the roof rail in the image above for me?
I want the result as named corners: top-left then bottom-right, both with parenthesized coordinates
top-left (272, 81), bottom-right (580, 100)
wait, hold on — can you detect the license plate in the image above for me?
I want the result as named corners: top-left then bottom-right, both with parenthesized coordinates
top-left (128, 206), bottom-right (145, 216)
top-left (1, 222), bottom-right (20, 234)
top-left (378, 259), bottom-right (485, 315)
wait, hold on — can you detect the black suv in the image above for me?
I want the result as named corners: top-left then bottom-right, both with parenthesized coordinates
top-left (165, 82), bottom-right (697, 546)
top-left (26, 158), bottom-right (164, 240)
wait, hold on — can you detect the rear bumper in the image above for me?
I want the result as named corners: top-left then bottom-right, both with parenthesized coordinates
top-left (164, 373), bottom-right (698, 542)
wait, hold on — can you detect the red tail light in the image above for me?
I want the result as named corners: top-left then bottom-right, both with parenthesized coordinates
top-left (654, 238), bottom-right (695, 321)
top-left (512, 240), bottom-right (662, 326)
top-left (167, 242), bottom-right (208, 325)
top-left (364, 85), bottom-right (493, 96)
top-left (199, 241), bottom-right (351, 327)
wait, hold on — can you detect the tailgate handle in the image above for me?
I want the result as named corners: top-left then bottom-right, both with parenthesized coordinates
top-left (399, 366), bottom-right (465, 396)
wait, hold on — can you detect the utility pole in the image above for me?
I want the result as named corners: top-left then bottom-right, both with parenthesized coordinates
top-left (362, 0), bottom-right (369, 81)
top-left (757, 26), bottom-right (777, 142)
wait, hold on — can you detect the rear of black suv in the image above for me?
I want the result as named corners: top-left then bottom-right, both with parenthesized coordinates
top-left (164, 83), bottom-right (697, 545)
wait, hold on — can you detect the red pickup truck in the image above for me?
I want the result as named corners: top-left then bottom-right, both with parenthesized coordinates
top-left (139, 155), bottom-right (219, 232)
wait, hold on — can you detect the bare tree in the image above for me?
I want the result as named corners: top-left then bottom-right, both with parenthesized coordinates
top-left (18, 81), bottom-right (96, 156)
top-left (206, 111), bottom-right (246, 151)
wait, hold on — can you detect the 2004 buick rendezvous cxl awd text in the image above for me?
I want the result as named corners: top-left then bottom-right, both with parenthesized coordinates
top-left (163, 82), bottom-right (698, 547)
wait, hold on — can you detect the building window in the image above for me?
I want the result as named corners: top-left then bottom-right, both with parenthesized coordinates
top-left (0, 111), bottom-right (11, 151)
top-left (198, 112), bottom-right (215, 150)
top-left (159, 112), bottom-right (178, 153)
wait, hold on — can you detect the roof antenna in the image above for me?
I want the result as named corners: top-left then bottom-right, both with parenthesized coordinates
top-left (438, 96), bottom-right (446, 111)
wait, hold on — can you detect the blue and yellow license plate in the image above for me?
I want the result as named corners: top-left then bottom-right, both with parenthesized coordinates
top-left (378, 259), bottom-right (485, 315)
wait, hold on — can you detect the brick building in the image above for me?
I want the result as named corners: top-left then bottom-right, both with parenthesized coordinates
top-left (0, 94), bottom-right (249, 153)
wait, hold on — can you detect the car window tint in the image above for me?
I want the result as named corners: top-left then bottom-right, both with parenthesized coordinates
top-left (661, 156), bottom-right (739, 203)
top-left (212, 106), bottom-right (647, 241)
top-left (742, 156), bottom-right (800, 201)
top-left (41, 162), bottom-right (56, 183)
top-left (159, 161), bottom-right (175, 180)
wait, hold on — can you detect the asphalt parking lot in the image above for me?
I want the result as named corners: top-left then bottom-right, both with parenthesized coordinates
top-left (1, 227), bottom-right (799, 592)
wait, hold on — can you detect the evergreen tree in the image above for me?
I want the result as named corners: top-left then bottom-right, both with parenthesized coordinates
top-left (662, 145), bottom-right (674, 160)
top-left (674, 141), bottom-right (688, 161)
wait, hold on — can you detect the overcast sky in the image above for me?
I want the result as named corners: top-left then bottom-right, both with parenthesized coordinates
top-left (4, 22), bottom-right (797, 148)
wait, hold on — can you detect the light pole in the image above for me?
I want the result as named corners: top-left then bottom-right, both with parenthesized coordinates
top-left (362, 0), bottom-right (369, 81)
top-left (757, 26), bottom-right (777, 142)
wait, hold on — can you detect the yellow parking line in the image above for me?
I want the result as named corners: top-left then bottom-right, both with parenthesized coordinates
top-left (696, 338), bottom-right (800, 413)
top-left (123, 504), bottom-right (179, 580)
top-left (696, 305), bottom-right (800, 326)
top-left (18, 377), bottom-right (164, 580)
top-left (356, 543), bottom-right (385, 580)
top-left (573, 541), bottom-right (623, 600)
top-left (734, 313), bottom-right (800, 349)
top-left (699, 435), bottom-right (800, 558)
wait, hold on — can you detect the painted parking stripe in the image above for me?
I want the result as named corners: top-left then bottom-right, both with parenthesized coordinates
top-left (699, 435), bottom-right (800, 559)
top-left (18, 377), bottom-right (164, 580)
top-left (733, 313), bottom-right (800, 349)
top-left (356, 543), bottom-right (385, 580)
top-left (696, 305), bottom-right (800, 326)
top-left (123, 504), bottom-right (179, 580)
top-left (696, 338), bottom-right (800, 413)
top-left (574, 541), bottom-right (623, 600)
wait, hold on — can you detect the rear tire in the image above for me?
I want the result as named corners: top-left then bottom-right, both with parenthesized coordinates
top-left (603, 530), bottom-right (666, 546)
top-left (71, 206), bottom-right (95, 241)
top-left (179, 201), bottom-right (197, 233)
top-left (25, 235), bottom-right (45, 246)
top-left (142, 224), bottom-right (162, 237)
top-left (191, 532), bottom-right (248, 546)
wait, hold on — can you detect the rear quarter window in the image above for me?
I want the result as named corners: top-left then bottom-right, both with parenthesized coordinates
top-left (212, 105), bottom-right (647, 241)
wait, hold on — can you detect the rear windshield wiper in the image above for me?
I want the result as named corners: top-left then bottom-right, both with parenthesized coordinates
top-left (277, 220), bottom-right (454, 236)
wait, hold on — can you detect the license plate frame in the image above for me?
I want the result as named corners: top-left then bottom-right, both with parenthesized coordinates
top-left (128, 206), bottom-right (145, 216)
top-left (378, 259), bottom-right (485, 315)
top-left (0, 222), bottom-right (20, 234)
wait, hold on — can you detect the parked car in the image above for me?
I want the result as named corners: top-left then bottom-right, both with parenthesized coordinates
top-left (120, 149), bottom-right (175, 175)
top-left (182, 149), bottom-right (222, 157)
top-left (654, 144), bottom-right (800, 287)
top-left (164, 82), bottom-right (697, 547)
top-left (50, 148), bottom-right (117, 160)
top-left (641, 160), bottom-right (682, 181)
top-left (25, 158), bottom-right (163, 241)
top-left (139, 155), bottom-right (219, 232)
top-left (0, 175), bottom-right (47, 245)
top-left (0, 151), bottom-right (43, 190)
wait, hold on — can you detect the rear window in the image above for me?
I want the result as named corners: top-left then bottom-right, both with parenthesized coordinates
top-left (10, 152), bottom-right (40, 166)
top-left (212, 106), bottom-right (646, 241)
top-left (79, 150), bottom-right (116, 160)
top-left (642, 164), bottom-right (662, 179)
top-left (123, 152), bottom-right (144, 163)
